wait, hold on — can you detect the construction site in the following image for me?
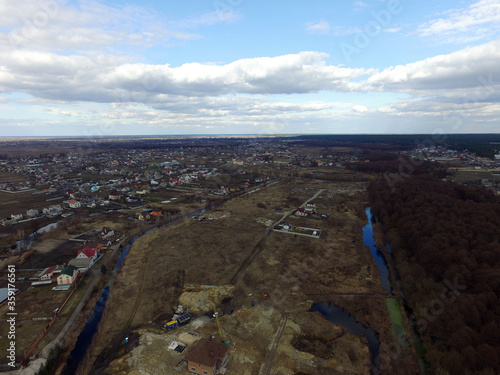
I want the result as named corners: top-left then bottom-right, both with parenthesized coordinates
top-left (73, 176), bottom-right (418, 375)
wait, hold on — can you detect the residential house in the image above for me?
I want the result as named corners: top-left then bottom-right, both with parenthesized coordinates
top-left (186, 338), bottom-right (229, 375)
top-left (108, 191), bottom-right (121, 201)
top-left (77, 247), bottom-right (97, 262)
top-left (43, 205), bottom-right (63, 217)
top-left (68, 246), bottom-right (98, 272)
top-left (86, 242), bottom-right (103, 253)
top-left (96, 239), bottom-right (113, 248)
top-left (11, 213), bottom-right (23, 220)
top-left (101, 227), bottom-right (114, 239)
top-left (294, 208), bottom-right (307, 217)
top-left (56, 265), bottom-right (78, 286)
top-left (69, 200), bottom-right (81, 209)
top-left (39, 265), bottom-right (63, 281)
top-left (151, 210), bottom-right (162, 218)
top-left (68, 257), bottom-right (92, 272)
top-left (26, 209), bottom-right (39, 218)
top-left (86, 200), bottom-right (97, 208)
top-left (304, 206), bottom-right (316, 215)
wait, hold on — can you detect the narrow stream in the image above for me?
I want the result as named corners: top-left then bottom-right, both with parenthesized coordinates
top-left (309, 207), bottom-right (413, 375)
top-left (362, 208), bottom-right (391, 295)
top-left (368, 210), bottom-right (426, 374)
top-left (61, 179), bottom-right (281, 373)
top-left (62, 207), bottom-right (212, 374)
top-left (310, 302), bottom-right (380, 374)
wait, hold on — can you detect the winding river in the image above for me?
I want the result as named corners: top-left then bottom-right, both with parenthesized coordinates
top-left (362, 208), bottom-right (392, 295)
top-left (310, 302), bottom-right (380, 374)
top-left (62, 179), bottom-right (281, 373)
top-left (63, 189), bottom-right (417, 374)
top-left (62, 207), bottom-right (212, 374)
top-left (310, 207), bottom-right (411, 375)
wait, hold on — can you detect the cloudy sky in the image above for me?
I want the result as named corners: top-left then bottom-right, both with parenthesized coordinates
top-left (1, 0), bottom-right (500, 136)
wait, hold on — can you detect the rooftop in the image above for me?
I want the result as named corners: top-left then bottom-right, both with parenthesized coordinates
top-left (185, 338), bottom-right (228, 367)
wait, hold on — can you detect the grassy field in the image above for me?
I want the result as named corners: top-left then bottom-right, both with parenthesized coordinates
top-left (0, 172), bottom-right (28, 184)
top-left (78, 177), bottom-right (420, 374)
top-left (385, 297), bottom-right (409, 347)
top-left (447, 168), bottom-right (500, 183)
top-left (0, 189), bottom-right (63, 251)
top-left (0, 284), bottom-right (71, 362)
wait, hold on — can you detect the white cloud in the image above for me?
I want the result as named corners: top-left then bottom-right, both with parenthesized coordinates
top-left (352, 105), bottom-right (368, 113)
top-left (306, 21), bottom-right (331, 33)
top-left (353, 1), bottom-right (370, 11)
top-left (0, 50), bottom-right (374, 101)
top-left (377, 107), bottom-right (394, 113)
top-left (0, 0), bottom-right (234, 54)
top-left (176, 10), bottom-right (241, 27)
top-left (331, 25), bottom-right (363, 36)
top-left (366, 40), bottom-right (500, 94)
top-left (416, 0), bottom-right (500, 43)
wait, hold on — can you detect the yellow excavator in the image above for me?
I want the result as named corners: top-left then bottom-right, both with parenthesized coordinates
top-left (209, 290), bottom-right (231, 345)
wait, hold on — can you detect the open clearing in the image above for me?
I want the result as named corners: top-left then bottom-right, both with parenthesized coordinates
top-left (77, 178), bottom-right (420, 375)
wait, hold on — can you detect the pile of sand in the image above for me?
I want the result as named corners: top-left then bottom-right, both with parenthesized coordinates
top-left (178, 284), bottom-right (235, 314)
top-left (256, 217), bottom-right (273, 227)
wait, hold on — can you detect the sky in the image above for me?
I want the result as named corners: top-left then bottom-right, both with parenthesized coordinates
top-left (0, 0), bottom-right (500, 137)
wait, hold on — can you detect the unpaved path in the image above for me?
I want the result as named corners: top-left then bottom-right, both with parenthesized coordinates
top-left (260, 303), bottom-right (288, 375)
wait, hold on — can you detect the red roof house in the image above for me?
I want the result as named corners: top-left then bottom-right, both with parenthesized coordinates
top-left (77, 247), bottom-right (97, 260)
top-left (185, 338), bottom-right (229, 375)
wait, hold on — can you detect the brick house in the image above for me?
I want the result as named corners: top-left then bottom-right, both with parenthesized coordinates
top-left (57, 265), bottom-right (78, 286)
top-left (186, 338), bottom-right (229, 375)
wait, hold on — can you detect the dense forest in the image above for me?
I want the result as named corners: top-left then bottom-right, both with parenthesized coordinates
top-left (347, 152), bottom-right (448, 176)
top-left (368, 175), bottom-right (500, 375)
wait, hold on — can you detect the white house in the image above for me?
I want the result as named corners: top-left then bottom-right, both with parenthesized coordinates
top-left (26, 209), bottom-right (39, 218)
top-left (77, 248), bottom-right (97, 261)
top-left (101, 227), bottom-right (114, 239)
top-left (56, 265), bottom-right (78, 286)
top-left (39, 265), bottom-right (62, 281)
top-left (69, 200), bottom-right (81, 209)
top-left (68, 257), bottom-right (92, 272)
top-left (11, 213), bottom-right (23, 220)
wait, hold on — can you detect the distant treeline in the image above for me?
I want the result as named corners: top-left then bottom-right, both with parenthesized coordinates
top-left (294, 134), bottom-right (500, 159)
top-left (346, 151), bottom-right (448, 177)
top-left (368, 175), bottom-right (500, 375)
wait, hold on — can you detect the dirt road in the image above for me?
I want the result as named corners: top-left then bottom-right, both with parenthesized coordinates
top-left (260, 303), bottom-right (288, 375)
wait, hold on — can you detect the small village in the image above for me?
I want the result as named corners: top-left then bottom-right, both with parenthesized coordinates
top-left (0, 136), bottom-right (500, 375)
